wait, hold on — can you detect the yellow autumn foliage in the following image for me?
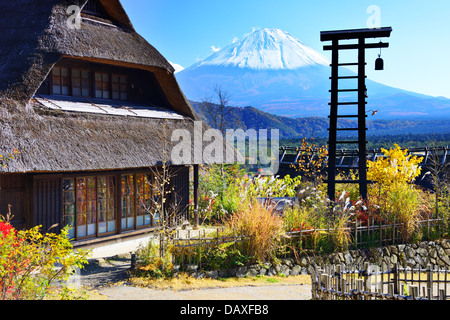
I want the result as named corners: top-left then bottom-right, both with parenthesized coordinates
top-left (367, 144), bottom-right (423, 188)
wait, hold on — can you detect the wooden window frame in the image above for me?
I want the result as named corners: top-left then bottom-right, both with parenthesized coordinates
top-left (51, 66), bottom-right (70, 96)
top-left (71, 68), bottom-right (92, 98)
top-left (121, 174), bottom-right (136, 231)
top-left (112, 74), bottom-right (128, 101)
top-left (46, 65), bottom-right (129, 102)
top-left (94, 71), bottom-right (111, 99)
top-left (61, 168), bottom-right (171, 242)
top-left (135, 173), bottom-right (158, 228)
top-left (63, 174), bottom-right (118, 241)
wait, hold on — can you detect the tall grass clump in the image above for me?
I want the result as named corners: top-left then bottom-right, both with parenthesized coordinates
top-left (225, 201), bottom-right (285, 263)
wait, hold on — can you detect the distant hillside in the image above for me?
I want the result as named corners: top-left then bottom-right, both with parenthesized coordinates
top-left (191, 100), bottom-right (450, 139)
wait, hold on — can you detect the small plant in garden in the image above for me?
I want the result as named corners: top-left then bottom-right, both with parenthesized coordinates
top-left (201, 243), bottom-right (251, 271)
top-left (133, 239), bottom-right (174, 279)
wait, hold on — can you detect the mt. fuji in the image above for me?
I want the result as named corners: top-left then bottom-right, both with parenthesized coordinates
top-left (176, 28), bottom-right (450, 119)
top-left (188, 28), bottom-right (329, 70)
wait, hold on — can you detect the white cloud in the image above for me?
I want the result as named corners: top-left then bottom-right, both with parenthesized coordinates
top-left (210, 45), bottom-right (221, 53)
top-left (232, 36), bottom-right (239, 44)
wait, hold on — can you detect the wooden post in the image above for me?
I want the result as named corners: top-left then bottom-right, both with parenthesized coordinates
top-left (427, 265), bottom-right (433, 300)
top-left (439, 289), bottom-right (446, 301)
top-left (193, 164), bottom-right (199, 228)
top-left (363, 262), bottom-right (371, 295)
top-left (410, 285), bottom-right (419, 300)
top-left (358, 37), bottom-right (368, 200)
top-left (393, 263), bottom-right (399, 294)
top-left (392, 218), bottom-right (396, 245)
top-left (327, 38), bottom-right (339, 201)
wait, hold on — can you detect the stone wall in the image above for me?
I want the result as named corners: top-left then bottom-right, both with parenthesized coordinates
top-left (189, 239), bottom-right (450, 279)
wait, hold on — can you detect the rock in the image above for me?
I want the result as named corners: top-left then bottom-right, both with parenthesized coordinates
top-left (390, 246), bottom-right (398, 255)
top-left (283, 259), bottom-right (293, 267)
top-left (406, 259), bottom-right (416, 268)
top-left (205, 270), bottom-right (218, 279)
top-left (291, 265), bottom-right (302, 276)
top-left (416, 247), bottom-right (428, 257)
top-left (332, 255), bottom-right (341, 265)
top-left (344, 253), bottom-right (353, 264)
top-left (280, 264), bottom-right (290, 276)
top-left (439, 255), bottom-right (450, 267)
top-left (430, 248), bottom-right (438, 259)
top-left (236, 267), bottom-right (248, 278)
top-left (436, 246), bottom-right (446, 259)
top-left (258, 267), bottom-right (268, 276)
top-left (441, 240), bottom-right (450, 249)
top-left (413, 255), bottom-right (423, 267)
top-left (268, 266), bottom-right (278, 276)
top-left (245, 267), bottom-right (259, 278)
top-left (405, 247), bottom-right (416, 259)
top-left (186, 264), bottom-right (198, 273)
top-left (299, 257), bottom-right (308, 267)
top-left (390, 255), bottom-right (398, 264)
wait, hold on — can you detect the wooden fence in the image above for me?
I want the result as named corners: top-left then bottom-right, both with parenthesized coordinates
top-left (311, 262), bottom-right (450, 300)
top-left (283, 216), bottom-right (444, 254)
top-left (161, 227), bottom-right (248, 269)
top-left (160, 216), bottom-right (445, 269)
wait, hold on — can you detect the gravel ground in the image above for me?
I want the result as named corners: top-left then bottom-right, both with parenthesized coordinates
top-left (75, 256), bottom-right (312, 300)
top-left (96, 283), bottom-right (312, 300)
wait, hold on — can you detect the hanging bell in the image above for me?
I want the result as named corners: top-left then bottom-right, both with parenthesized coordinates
top-left (375, 55), bottom-right (384, 71)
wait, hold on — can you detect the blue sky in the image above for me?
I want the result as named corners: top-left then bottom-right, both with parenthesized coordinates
top-left (121, 0), bottom-right (450, 99)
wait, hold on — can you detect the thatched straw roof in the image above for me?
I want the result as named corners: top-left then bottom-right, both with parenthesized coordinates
top-left (0, 0), bottom-right (236, 173)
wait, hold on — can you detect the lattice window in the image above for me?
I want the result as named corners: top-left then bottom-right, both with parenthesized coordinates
top-left (71, 69), bottom-right (91, 97)
top-left (112, 74), bottom-right (128, 100)
top-left (94, 72), bottom-right (110, 99)
top-left (51, 67), bottom-right (69, 95)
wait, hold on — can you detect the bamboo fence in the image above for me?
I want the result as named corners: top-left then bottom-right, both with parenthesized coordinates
top-left (311, 262), bottom-right (450, 300)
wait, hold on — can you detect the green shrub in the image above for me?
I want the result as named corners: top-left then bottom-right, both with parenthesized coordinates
top-left (0, 221), bottom-right (89, 300)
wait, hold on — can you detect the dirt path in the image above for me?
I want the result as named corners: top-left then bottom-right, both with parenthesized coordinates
top-left (76, 257), bottom-right (312, 300)
top-left (95, 283), bottom-right (312, 300)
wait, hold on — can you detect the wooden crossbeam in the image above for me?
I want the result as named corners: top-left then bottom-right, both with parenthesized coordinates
top-left (320, 27), bottom-right (393, 41)
top-left (323, 42), bottom-right (389, 51)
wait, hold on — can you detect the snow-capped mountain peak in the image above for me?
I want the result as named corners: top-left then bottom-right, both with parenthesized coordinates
top-left (190, 28), bottom-right (330, 71)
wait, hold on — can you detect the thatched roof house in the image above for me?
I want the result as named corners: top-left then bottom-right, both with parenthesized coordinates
top-left (0, 0), bottom-right (234, 254)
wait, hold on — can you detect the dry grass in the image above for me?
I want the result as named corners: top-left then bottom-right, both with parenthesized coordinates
top-left (128, 273), bottom-right (311, 291)
top-left (225, 201), bottom-right (285, 263)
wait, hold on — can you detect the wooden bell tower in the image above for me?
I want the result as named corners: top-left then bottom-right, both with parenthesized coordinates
top-left (320, 27), bottom-right (392, 201)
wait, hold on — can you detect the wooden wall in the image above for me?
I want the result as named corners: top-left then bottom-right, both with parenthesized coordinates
top-left (0, 173), bottom-right (29, 230)
top-left (33, 175), bottom-right (62, 233)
